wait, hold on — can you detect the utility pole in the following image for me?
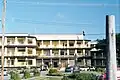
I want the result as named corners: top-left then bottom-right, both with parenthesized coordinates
top-left (106, 15), bottom-right (117, 80)
top-left (1, 0), bottom-right (6, 80)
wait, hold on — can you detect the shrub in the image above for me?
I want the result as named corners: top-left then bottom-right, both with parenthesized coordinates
top-left (23, 69), bottom-right (31, 79)
top-left (33, 68), bottom-right (40, 76)
top-left (47, 72), bottom-right (63, 76)
top-left (49, 68), bottom-right (58, 74)
top-left (9, 71), bottom-right (21, 80)
top-left (95, 68), bottom-right (105, 73)
top-left (61, 75), bottom-right (69, 80)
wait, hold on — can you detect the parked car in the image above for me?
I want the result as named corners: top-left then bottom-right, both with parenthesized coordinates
top-left (65, 66), bottom-right (74, 72)
top-left (79, 66), bottom-right (89, 71)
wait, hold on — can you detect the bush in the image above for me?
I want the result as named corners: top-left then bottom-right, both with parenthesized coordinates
top-left (48, 68), bottom-right (63, 76)
top-left (23, 69), bottom-right (31, 79)
top-left (47, 73), bottom-right (63, 76)
top-left (49, 68), bottom-right (58, 74)
top-left (95, 68), bottom-right (105, 73)
top-left (9, 71), bottom-right (21, 80)
top-left (61, 75), bottom-right (69, 80)
top-left (33, 68), bottom-right (40, 76)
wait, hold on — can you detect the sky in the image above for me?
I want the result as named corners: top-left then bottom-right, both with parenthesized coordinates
top-left (0, 0), bottom-right (120, 40)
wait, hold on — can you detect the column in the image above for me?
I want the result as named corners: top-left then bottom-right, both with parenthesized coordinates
top-left (14, 58), bottom-right (18, 67)
top-left (59, 49), bottom-right (61, 56)
top-left (15, 47), bottom-right (17, 56)
top-left (83, 49), bottom-right (86, 66)
top-left (41, 49), bottom-right (44, 56)
top-left (25, 47), bottom-right (28, 55)
top-left (4, 37), bottom-right (7, 45)
top-left (50, 40), bottom-right (52, 48)
top-left (67, 58), bottom-right (69, 65)
top-left (25, 58), bottom-right (28, 67)
top-left (32, 48), bottom-right (36, 55)
top-left (50, 49), bottom-right (52, 56)
top-left (59, 40), bottom-right (60, 48)
top-left (33, 38), bottom-right (36, 45)
top-left (15, 37), bottom-right (18, 44)
top-left (4, 58), bottom-right (7, 67)
top-left (74, 40), bottom-right (77, 48)
top-left (50, 59), bottom-right (52, 65)
top-left (33, 59), bottom-right (36, 66)
top-left (75, 49), bottom-right (77, 55)
top-left (15, 47), bottom-right (18, 56)
top-left (41, 40), bottom-right (43, 47)
top-left (102, 60), bottom-right (104, 66)
top-left (5, 47), bottom-right (7, 56)
top-left (83, 40), bottom-right (85, 48)
top-left (41, 59), bottom-right (44, 70)
top-left (8, 58), bottom-right (11, 67)
top-left (25, 37), bottom-right (28, 44)
top-left (67, 49), bottom-right (69, 56)
top-left (67, 40), bottom-right (69, 48)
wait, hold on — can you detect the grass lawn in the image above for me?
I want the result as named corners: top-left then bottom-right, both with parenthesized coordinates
top-left (31, 76), bottom-right (62, 80)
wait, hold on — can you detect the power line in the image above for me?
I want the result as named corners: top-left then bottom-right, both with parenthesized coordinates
top-left (13, 18), bottom-right (92, 26)
top-left (2, 1), bottom-right (120, 7)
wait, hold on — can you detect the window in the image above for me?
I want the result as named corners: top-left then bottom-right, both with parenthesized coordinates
top-left (69, 43), bottom-right (74, 46)
top-left (18, 60), bottom-right (25, 62)
top-left (11, 60), bottom-right (14, 65)
top-left (18, 48), bottom-right (25, 52)
top-left (28, 60), bottom-right (32, 65)
top-left (28, 38), bottom-right (33, 44)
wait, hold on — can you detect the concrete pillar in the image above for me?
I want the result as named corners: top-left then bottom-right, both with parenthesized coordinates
top-left (67, 49), bottom-right (69, 56)
top-left (4, 37), bottom-right (7, 45)
top-left (68, 58), bottom-right (69, 65)
top-left (50, 40), bottom-right (52, 48)
top-left (5, 47), bottom-right (7, 56)
top-left (59, 40), bottom-right (60, 47)
top-left (32, 38), bottom-right (36, 45)
top-left (33, 48), bottom-right (36, 55)
top-left (33, 59), bottom-right (36, 66)
top-left (25, 47), bottom-right (28, 56)
top-left (75, 49), bottom-right (77, 55)
top-left (67, 40), bottom-right (69, 48)
top-left (50, 49), bottom-right (52, 56)
top-left (59, 49), bottom-right (61, 56)
top-left (15, 47), bottom-right (17, 56)
top-left (41, 59), bottom-right (44, 70)
top-left (14, 58), bottom-right (18, 67)
top-left (4, 58), bottom-right (7, 67)
top-left (25, 37), bottom-right (28, 44)
top-left (74, 40), bottom-right (77, 47)
top-left (42, 50), bottom-right (44, 56)
top-left (50, 59), bottom-right (52, 65)
top-left (8, 58), bottom-right (11, 67)
top-left (15, 37), bottom-right (18, 44)
top-left (41, 40), bottom-right (43, 47)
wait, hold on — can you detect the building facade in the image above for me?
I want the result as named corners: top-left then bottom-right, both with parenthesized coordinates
top-left (0, 34), bottom-right (37, 68)
top-left (90, 41), bottom-right (120, 67)
top-left (0, 33), bottom-right (91, 68)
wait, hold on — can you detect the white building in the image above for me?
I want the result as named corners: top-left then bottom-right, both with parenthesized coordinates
top-left (0, 33), bottom-right (91, 68)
